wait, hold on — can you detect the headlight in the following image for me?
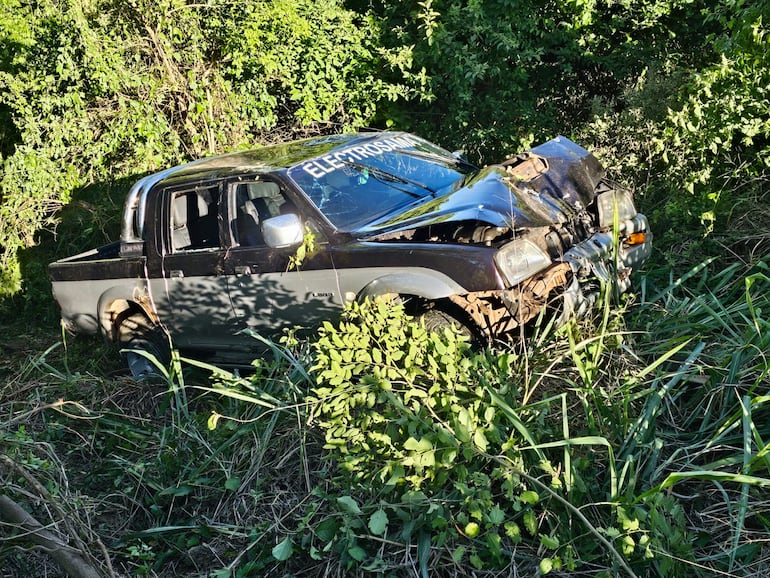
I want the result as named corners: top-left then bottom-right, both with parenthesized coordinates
top-left (495, 238), bottom-right (552, 287)
top-left (596, 188), bottom-right (637, 227)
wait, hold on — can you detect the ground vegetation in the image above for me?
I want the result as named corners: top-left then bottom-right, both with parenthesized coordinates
top-left (1, 0), bottom-right (768, 575)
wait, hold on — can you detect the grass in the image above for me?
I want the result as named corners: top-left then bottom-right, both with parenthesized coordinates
top-left (0, 257), bottom-right (769, 577)
top-left (629, 257), bottom-right (770, 576)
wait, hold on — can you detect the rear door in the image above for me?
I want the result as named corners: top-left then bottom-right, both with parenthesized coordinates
top-left (148, 182), bottom-right (242, 351)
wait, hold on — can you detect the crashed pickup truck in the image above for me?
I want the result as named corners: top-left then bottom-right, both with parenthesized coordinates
top-left (49, 131), bottom-right (651, 376)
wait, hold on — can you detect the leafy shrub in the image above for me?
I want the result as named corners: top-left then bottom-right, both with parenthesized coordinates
top-left (364, 0), bottom-right (711, 163)
top-left (654, 1), bottom-right (770, 237)
top-left (310, 300), bottom-right (506, 489)
top-left (307, 300), bottom-right (546, 570)
top-left (302, 299), bottom-right (673, 574)
top-left (578, 0), bottom-right (769, 260)
top-left (0, 0), bottom-right (413, 297)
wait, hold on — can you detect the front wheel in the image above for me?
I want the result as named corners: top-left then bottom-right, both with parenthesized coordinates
top-left (420, 308), bottom-right (482, 348)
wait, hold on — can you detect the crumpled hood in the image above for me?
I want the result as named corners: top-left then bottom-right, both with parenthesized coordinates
top-left (357, 136), bottom-right (605, 236)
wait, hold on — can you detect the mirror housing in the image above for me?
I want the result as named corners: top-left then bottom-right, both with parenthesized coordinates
top-left (262, 213), bottom-right (304, 249)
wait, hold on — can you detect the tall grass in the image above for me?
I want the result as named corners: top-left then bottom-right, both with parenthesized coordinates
top-left (1, 259), bottom-right (768, 576)
top-left (0, 332), bottom-right (318, 577)
top-left (628, 258), bottom-right (770, 574)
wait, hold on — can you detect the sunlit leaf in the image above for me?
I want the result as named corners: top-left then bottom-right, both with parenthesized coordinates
top-left (272, 537), bottom-right (293, 561)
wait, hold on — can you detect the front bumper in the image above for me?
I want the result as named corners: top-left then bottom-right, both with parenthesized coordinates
top-left (557, 213), bottom-right (651, 323)
top-left (448, 214), bottom-right (652, 339)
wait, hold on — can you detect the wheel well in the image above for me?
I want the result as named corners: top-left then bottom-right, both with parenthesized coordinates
top-left (103, 300), bottom-right (155, 345)
top-left (400, 295), bottom-right (485, 339)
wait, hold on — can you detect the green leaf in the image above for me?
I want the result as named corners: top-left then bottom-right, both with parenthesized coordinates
top-left (416, 532), bottom-right (431, 578)
top-left (489, 507), bottom-right (505, 525)
top-left (539, 557), bottom-right (554, 574)
top-left (523, 510), bottom-right (537, 535)
top-left (348, 545), bottom-right (367, 561)
top-left (158, 484), bottom-right (193, 497)
top-left (400, 490), bottom-right (428, 505)
top-left (224, 477), bottom-right (240, 492)
top-left (520, 490), bottom-right (539, 505)
top-left (272, 537), bottom-right (293, 561)
top-left (539, 533), bottom-right (560, 549)
top-left (473, 428), bottom-right (488, 452)
top-left (316, 518), bottom-right (340, 542)
top-left (505, 522), bottom-right (521, 542)
top-left (404, 437), bottom-right (433, 452)
top-left (622, 535), bottom-right (635, 556)
top-left (337, 495), bottom-right (362, 515)
top-left (368, 509), bottom-right (389, 535)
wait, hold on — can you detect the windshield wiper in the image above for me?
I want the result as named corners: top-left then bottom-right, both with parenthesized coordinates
top-left (397, 148), bottom-right (477, 172)
top-left (341, 160), bottom-right (436, 197)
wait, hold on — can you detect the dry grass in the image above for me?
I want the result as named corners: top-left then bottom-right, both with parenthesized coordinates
top-left (0, 329), bottom-right (320, 577)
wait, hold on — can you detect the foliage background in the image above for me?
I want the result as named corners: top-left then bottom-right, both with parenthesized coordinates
top-left (0, 0), bottom-right (414, 297)
top-left (2, 0), bottom-right (768, 299)
top-left (2, 0), bottom-right (769, 298)
top-left (1, 0), bottom-right (769, 576)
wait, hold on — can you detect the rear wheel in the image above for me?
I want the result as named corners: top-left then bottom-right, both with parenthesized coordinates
top-left (116, 313), bottom-right (171, 380)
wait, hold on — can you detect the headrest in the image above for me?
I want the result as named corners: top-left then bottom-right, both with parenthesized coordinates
top-left (247, 181), bottom-right (281, 200)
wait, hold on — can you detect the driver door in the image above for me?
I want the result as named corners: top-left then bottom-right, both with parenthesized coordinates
top-left (224, 180), bottom-right (346, 342)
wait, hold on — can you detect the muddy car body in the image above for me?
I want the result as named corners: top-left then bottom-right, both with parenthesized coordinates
top-left (49, 131), bottom-right (651, 375)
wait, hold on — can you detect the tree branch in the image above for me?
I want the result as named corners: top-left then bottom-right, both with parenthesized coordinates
top-left (0, 494), bottom-right (103, 578)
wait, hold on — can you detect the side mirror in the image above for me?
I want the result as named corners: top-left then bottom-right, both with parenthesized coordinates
top-left (262, 213), bottom-right (304, 249)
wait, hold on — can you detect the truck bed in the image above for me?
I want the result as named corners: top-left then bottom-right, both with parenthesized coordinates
top-left (49, 242), bottom-right (145, 282)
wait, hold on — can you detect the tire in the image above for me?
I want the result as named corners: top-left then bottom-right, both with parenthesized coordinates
top-left (116, 313), bottom-right (171, 381)
top-left (420, 308), bottom-right (481, 347)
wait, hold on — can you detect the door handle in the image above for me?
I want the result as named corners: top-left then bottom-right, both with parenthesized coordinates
top-left (169, 269), bottom-right (184, 278)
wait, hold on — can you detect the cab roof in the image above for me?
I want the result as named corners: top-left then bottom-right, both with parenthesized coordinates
top-left (156, 131), bottom-right (412, 185)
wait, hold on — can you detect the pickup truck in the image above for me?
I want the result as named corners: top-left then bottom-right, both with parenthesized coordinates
top-left (49, 131), bottom-right (652, 377)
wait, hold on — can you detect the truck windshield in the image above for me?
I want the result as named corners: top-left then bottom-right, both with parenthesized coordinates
top-left (287, 137), bottom-right (475, 230)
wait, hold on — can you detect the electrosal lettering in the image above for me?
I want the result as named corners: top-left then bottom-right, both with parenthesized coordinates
top-left (300, 135), bottom-right (422, 179)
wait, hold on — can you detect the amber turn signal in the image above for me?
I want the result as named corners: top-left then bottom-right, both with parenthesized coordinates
top-left (625, 232), bottom-right (647, 245)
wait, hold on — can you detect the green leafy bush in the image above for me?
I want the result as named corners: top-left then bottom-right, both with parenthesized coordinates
top-left (303, 299), bottom-right (672, 574)
top-left (307, 300), bottom-right (550, 570)
top-left (365, 0), bottom-right (710, 162)
top-left (310, 299), bottom-right (499, 490)
top-left (0, 0), bottom-right (412, 298)
top-left (655, 1), bottom-right (770, 236)
top-left (577, 0), bottom-right (769, 260)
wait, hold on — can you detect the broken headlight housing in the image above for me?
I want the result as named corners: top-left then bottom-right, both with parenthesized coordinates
top-left (495, 238), bottom-right (552, 287)
top-left (596, 188), bottom-right (637, 227)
